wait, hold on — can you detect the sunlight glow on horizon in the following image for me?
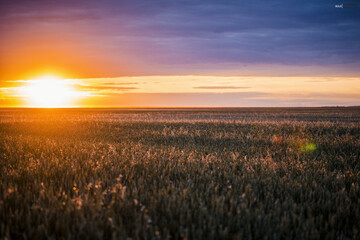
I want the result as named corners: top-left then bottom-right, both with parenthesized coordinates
top-left (18, 75), bottom-right (83, 108)
top-left (0, 74), bottom-right (359, 107)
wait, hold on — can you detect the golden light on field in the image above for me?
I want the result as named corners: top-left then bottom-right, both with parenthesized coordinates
top-left (20, 75), bottom-right (81, 108)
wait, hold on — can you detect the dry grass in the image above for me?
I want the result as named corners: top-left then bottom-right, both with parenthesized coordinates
top-left (1, 108), bottom-right (359, 239)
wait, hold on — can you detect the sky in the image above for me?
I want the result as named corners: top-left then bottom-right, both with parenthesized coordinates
top-left (0, 0), bottom-right (359, 107)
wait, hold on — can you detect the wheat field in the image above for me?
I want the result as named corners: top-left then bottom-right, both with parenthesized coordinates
top-left (1, 108), bottom-right (359, 239)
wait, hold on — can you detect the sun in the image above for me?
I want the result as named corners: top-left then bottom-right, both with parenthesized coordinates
top-left (22, 75), bottom-right (80, 108)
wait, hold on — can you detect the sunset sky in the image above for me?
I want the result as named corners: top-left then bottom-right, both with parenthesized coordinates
top-left (0, 0), bottom-right (359, 107)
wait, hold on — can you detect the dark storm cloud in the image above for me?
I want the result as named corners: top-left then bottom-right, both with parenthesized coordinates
top-left (1, 0), bottom-right (360, 71)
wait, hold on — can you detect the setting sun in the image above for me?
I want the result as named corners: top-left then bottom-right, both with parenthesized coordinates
top-left (20, 75), bottom-right (80, 108)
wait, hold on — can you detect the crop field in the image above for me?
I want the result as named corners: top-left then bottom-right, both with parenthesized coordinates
top-left (1, 107), bottom-right (359, 239)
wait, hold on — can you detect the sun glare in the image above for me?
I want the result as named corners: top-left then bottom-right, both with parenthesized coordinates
top-left (22, 75), bottom-right (80, 108)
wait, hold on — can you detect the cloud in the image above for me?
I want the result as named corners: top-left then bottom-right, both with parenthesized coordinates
top-left (77, 85), bottom-right (138, 91)
top-left (99, 82), bottom-right (139, 85)
top-left (193, 86), bottom-right (250, 89)
top-left (0, 80), bottom-right (27, 88)
top-left (1, 0), bottom-right (359, 67)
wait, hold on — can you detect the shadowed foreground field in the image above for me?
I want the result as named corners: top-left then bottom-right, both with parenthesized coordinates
top-left (1, 108), bottom-right (359, 239)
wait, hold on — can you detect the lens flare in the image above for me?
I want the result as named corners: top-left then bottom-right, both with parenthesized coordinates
top-left (302, 142), bottom-right (317, 152)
